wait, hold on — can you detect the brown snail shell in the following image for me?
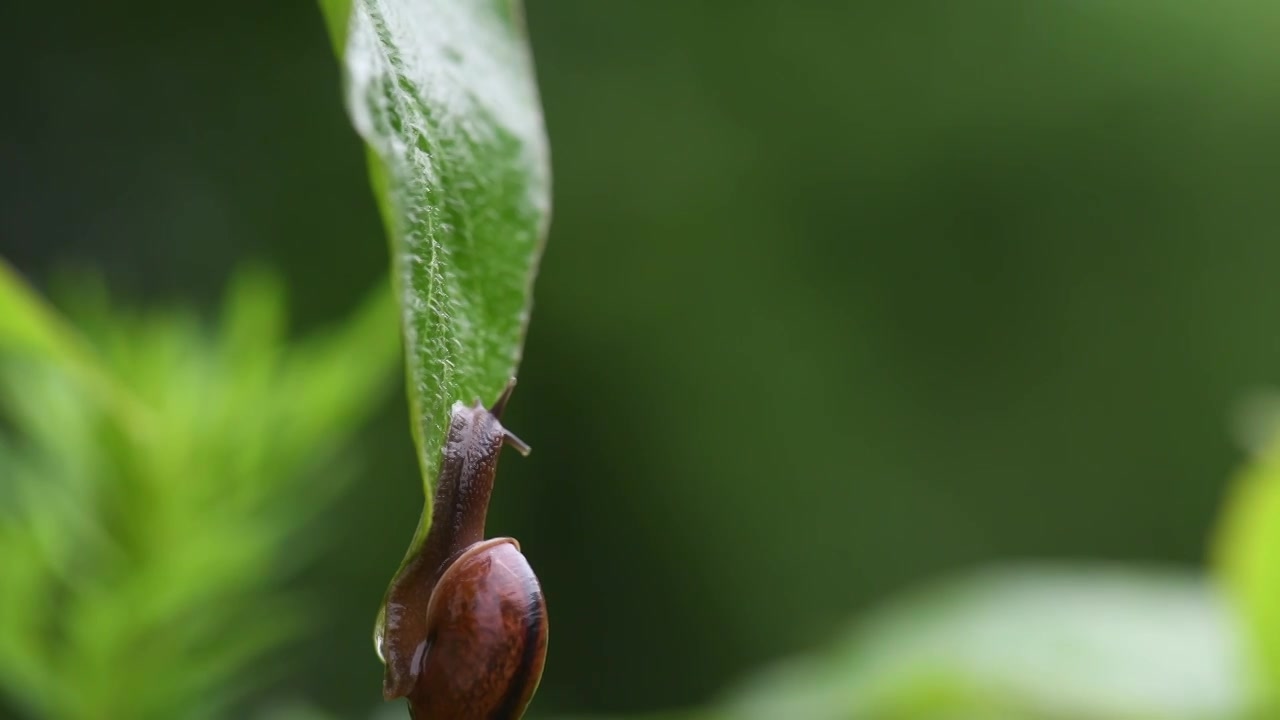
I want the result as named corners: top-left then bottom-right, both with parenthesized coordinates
top-left (408, 538), bottom-right (547, 719)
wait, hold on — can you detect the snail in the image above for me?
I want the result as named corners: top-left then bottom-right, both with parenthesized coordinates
top-left (377, 378), bottom-right (548, 720)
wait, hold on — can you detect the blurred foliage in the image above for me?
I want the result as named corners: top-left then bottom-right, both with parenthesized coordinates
top-left (719, 566), bottom-right (1248, 720)
top-left (6, 1), bottom-right (1280, 720)
top-left (1214, 394), bottom-right (1280, 707)
top-left (0, 262), bottom-right (399, 719)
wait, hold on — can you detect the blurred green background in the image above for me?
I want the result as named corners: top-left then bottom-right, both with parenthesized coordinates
top-left (5, 1), bottom-right (1280, 718)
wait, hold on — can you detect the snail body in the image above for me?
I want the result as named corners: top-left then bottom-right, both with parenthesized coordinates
top-left (379, 379), bottom-right (547, 720)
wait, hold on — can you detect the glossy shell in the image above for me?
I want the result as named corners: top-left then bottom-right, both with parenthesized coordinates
top-left (408, 538), bottom-right (548, 720)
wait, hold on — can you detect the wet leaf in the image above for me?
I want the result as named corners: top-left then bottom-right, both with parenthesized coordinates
top-left (320, 0), bottom-right (549, 553)
top-left (318, 1), bottom-right (549, 682)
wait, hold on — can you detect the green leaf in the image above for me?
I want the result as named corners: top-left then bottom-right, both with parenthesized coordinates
top-left (317, 0), bottom-right (550, 631)
top-left (722, 565), bottom-right (1249, 720)
top-left (1214, 425), bottom-right (1280, 706)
